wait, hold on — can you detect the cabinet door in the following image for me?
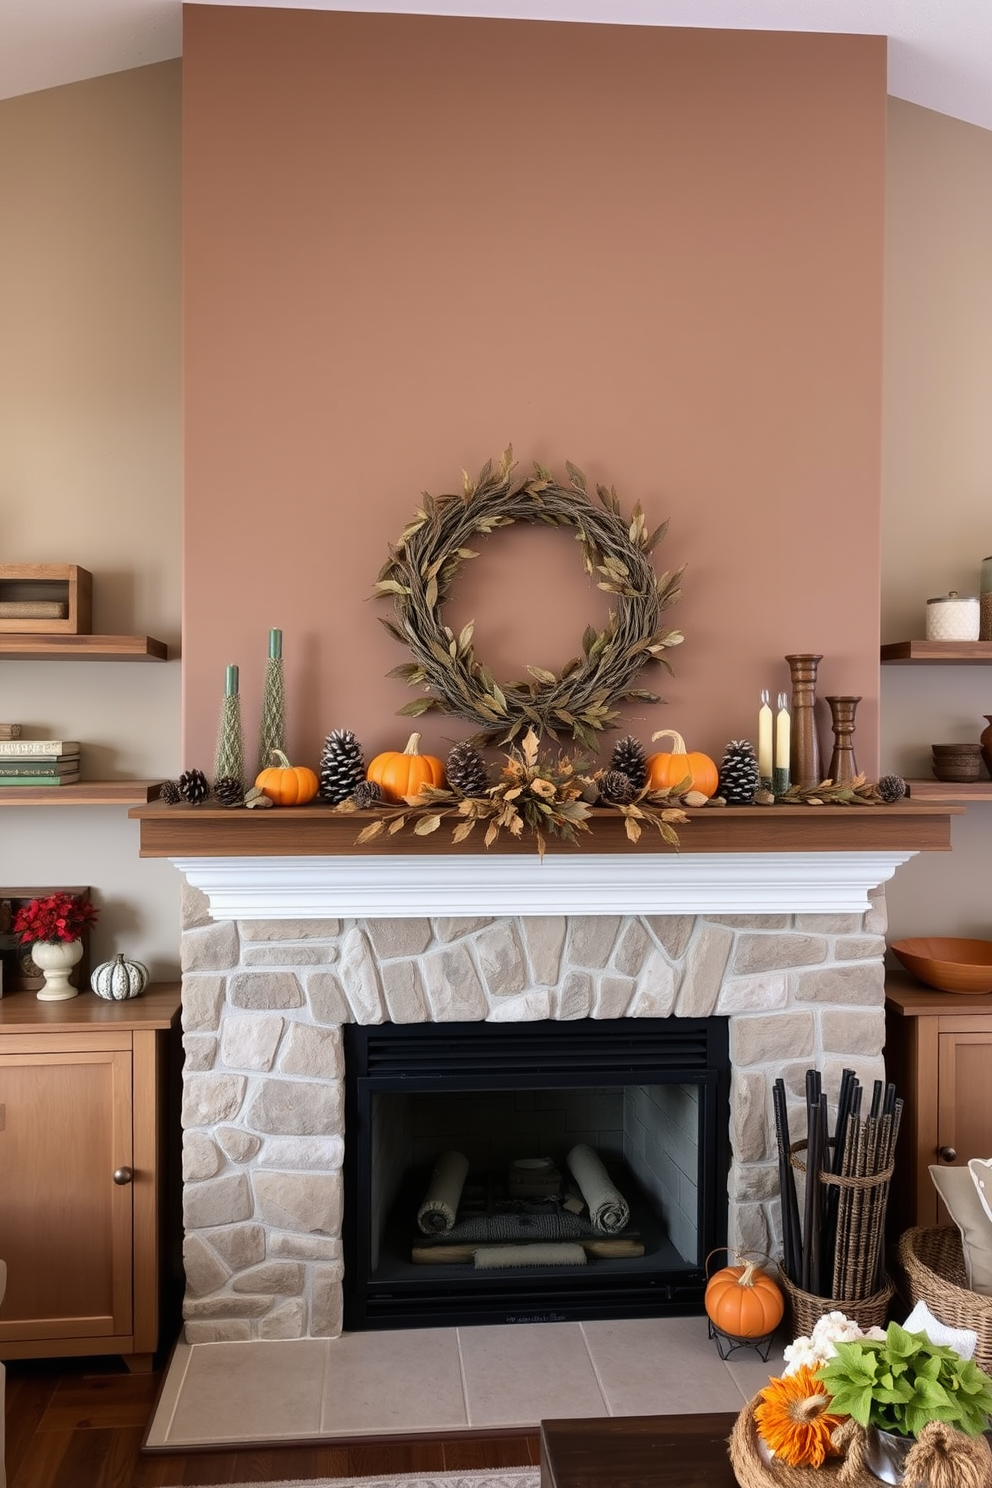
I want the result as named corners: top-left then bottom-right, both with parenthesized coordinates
top-left (0, 1048), bottom-right (133, 1344)
top-left (937, 1032), bottom-right (992, 1179)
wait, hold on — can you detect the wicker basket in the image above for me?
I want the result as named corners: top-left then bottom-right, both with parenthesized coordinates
top-left (728, 1396), bottom-right (877, 1487)
top-left (730, 1392), bottom-right (992, 1488)
top-left (898, 1224), bottom-right (992, 1374)
top-left (780, 1268), bottom-right (895, 1340)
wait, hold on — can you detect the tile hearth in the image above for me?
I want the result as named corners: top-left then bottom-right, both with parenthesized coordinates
top-left (146, 1315), bottom-right (783, 1450)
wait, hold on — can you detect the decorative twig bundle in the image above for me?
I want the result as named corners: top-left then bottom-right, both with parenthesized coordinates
top-left (773, 1069), bottom-right (902, 1306)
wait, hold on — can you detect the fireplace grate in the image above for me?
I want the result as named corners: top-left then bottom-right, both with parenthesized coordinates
top-left (355, 1017), bottom-right (717, 1080)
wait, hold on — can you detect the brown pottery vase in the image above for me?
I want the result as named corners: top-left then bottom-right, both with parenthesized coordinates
top-left (981, 715), bottom-right (992, 778)
top-left (785, 653), bottom-right (823, 789)
top-left (826, 695), bottom-right (861, 784)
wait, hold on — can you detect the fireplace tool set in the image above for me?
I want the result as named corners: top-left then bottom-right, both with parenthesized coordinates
top-left (774, 1067), bottom-right (903, 1335)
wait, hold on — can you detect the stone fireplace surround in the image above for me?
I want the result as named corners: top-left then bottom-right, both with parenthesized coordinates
top-left (175, 855), bottom-right (899, 1345)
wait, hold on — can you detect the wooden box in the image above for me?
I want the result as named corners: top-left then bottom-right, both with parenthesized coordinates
top-left (0, 565), bottom-right (92, 634)
top-left (0, 887), bottom-right (93, 994)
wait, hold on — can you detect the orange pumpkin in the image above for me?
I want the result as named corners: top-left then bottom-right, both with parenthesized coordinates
top-left (646, 729), bottom-right (719, 799)
top-left (255, 749), bottom-right (319, 806)
top-left (705, 1257), bottom-right (784, 1339)
top-left (367, 732), bottom-right (446, 804)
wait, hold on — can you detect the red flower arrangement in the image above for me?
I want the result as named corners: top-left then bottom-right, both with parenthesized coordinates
top-left (13, 892), bottom-right (99, 945)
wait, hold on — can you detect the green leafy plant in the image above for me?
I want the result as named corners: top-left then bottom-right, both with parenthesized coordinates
top-left (816, 1322), bottom-right (992, 1439)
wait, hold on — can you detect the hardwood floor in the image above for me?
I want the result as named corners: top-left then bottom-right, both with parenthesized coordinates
top-left (3, 1353), bottom-right (540, 1488)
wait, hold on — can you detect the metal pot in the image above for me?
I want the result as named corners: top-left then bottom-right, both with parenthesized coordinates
top-left (864, 1425), bottom-right (919, 1484)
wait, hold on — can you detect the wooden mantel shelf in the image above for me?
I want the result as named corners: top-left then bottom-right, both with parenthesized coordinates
top-left (129, 800), bottom-right (959, 859)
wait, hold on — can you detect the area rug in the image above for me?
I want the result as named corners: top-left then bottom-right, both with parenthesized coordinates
top-left (163, 1470), bottom-right (540, 1488)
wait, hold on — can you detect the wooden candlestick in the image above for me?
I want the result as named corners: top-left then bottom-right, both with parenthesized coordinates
top-left (826, 696), bottom-right (861, 784)
top-left (785, 653), bottom-right (823, 789)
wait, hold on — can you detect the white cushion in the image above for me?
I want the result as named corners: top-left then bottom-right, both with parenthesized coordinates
top-left (968, 1157), bottom-right (992, 1223)
top-left (929, 1164), bottom-right (992, 1293)
top-left (903, 1297), bottom-right (978, 1359)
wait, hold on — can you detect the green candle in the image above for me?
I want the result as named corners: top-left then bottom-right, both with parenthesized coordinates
top-left (226, 663), bottom-right (239, 697)
top-left (269, 628), bottom-right (282, 661)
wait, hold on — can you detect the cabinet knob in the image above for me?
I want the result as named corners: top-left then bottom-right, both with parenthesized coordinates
top-left (938, 1146), bottom-right (957, 1163)
top-left (113, 1166), bottom-right (134, 1185)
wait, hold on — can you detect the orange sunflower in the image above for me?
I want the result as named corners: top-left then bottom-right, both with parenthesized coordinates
top-left (753, 1365), bottom-right (843, 1468)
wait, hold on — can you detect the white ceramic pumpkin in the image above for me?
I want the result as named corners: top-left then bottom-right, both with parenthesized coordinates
top-left (90, 953), bottom-right (149, 1001)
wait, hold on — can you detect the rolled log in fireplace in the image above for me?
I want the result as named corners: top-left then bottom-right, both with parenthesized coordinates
top-left (343, 1017), bottom-right (730, 1330)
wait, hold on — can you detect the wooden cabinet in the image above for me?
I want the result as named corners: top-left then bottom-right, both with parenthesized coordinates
top-left (885, 975), bottom-right (992, 1234)
top-left (0, 985), bottom-right (181, 1370)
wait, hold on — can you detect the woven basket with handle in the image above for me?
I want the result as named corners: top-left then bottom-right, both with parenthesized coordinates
top-left (730, 1390), bottom-right (992, 1488)
top-left (729, 1396), bottom-right (875, 1487)
top-left (779, 1267), bottom-right (894, 1341)
top-left (898, 1224), bottom-right (992, 1374)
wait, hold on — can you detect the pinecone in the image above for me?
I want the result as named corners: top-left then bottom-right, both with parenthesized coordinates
top-left (446, 739), bottom-right (489, 797)
top-left (609, 735), bottom-right (647, 792)
top-left (159, 779), bottom-right (181, 804)
top-left (876, 773), bottom-right (907, 803)
top-left (213, 776), bottom-right (245, 808)
top-left (318, 729), bottom-right (366, 804)
top-left (353, 779), bottom-right (382, 810)
top-left (178, 768), bottom-right (210, 805)
top-left (597, 769), bottom-right (636, 805)
top-left (717, 740), bottom-right (760, 805)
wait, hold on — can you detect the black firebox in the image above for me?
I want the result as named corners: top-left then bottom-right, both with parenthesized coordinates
top-left (342, 1016), bottom-right (730, 1331)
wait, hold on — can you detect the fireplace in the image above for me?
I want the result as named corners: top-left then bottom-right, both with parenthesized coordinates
top-left (130, 798), bottom-right (954, 1344)
top-left (342, 1016), bottom-right (730, 1329)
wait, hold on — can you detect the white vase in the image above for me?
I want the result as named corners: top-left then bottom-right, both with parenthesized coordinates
top-left (31, 939), bottom-right (84, 1001)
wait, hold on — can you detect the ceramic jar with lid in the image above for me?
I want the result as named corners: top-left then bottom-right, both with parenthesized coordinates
top-left (926, 590), bottom-right (980, 642)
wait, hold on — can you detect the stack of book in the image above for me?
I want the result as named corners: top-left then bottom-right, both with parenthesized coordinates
top-left (0, 739), bottom-right (81, 786)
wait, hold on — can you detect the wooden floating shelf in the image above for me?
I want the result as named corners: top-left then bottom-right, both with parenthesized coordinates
top-left (881, 640), bottom-right (992, 663)
top-left (904, 778), bottom-right (992, 803)
top-left (0, 634), bottom-right (168, 661)
top-left (0, 781), bottom-right (167, 806)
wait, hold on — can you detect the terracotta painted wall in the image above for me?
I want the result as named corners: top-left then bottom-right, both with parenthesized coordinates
top-left (183, 9), bottom-right (887, 778)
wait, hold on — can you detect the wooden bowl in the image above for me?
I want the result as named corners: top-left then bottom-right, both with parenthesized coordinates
top-left (891, 937), bottom-right (992, 993)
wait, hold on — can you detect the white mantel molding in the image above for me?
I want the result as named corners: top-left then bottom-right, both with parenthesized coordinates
top-left (172, 850), bottom-right (917, 920)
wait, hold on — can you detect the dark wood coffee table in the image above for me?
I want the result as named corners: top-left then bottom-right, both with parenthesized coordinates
top-left (540, 1412), bottom-right (742, 1487)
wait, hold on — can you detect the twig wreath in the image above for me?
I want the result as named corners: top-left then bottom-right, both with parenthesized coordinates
top-left (374, 448), bottom-right (685, 748)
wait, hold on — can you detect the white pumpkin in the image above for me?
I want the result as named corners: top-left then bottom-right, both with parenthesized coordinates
top-left (90, 953), bottom-right (149, 1001)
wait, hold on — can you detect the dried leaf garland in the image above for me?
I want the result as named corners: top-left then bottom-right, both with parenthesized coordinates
top-left (337, 728), bottom-right (691, 857)
top-left (373, 448), bottom-right (684, 747)
top-left (759, 774), bottom-right (902, 807)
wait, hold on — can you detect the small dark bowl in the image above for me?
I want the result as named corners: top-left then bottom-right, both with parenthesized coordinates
top-left (932, 744), bottom-right (982, 781)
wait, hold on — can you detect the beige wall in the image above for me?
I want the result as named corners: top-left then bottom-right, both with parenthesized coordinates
top-left (182, 10), bottom-right (887, 774)
top-left (881, 98), bottom-right (992, 942)
top-left (0, 61), bottom-right (183, 978)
